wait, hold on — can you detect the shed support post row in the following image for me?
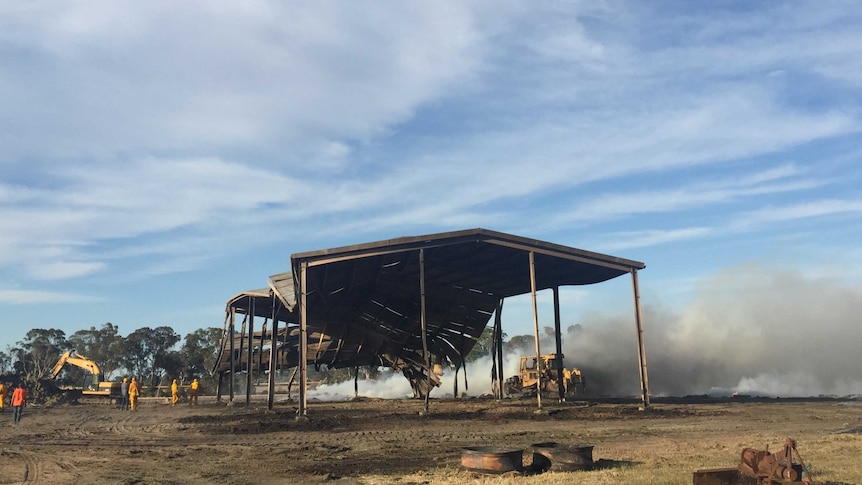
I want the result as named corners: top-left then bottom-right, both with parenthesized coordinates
top-left (494, 299), bottom-right (504, 399)
top-left (258, 318), bottom-right (267, 379)
top-left (216, 310), bottom-right (230, 403)
top-left (229, 306), bottom-right (235, 402)
top-left (419, 248), bottom-right (430, 414)
top-left (246, 296), bottom-right (254, 406)
top-left (267, 299), bottom-right (280, 410)
top-left (529, 251), bottom-right (542, 410)
top-left (553, 286), bottom-right (565, 403)
top-left (631, 269), bottom-right (650, 408)
top-left (238, 312), bottom-right (247, 401)
top-left (298, 261), bottom-right (309, 417)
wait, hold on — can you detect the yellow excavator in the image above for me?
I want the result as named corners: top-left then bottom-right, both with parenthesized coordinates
top-left (505, 353), bottom-right (586, 397)
top-left (50, 350), bottom-right (123, 399)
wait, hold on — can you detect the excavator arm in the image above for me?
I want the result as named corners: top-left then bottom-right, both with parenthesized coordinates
top-left (51, 350), bottom-right (103, 380)
top-left (50, 351), bottom-right (120, 398)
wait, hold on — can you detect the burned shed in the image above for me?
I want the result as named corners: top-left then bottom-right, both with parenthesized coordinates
top-left (214, 228), bottom-right (649, 414)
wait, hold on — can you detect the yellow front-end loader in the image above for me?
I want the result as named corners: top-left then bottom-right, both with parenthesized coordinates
top-left (504, 354), bottom-right (585, 398)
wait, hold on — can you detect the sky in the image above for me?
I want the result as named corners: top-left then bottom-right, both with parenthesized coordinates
top-left (2, 1), bottom-right (861, 395)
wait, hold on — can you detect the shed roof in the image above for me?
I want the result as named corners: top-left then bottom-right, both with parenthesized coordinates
top-left (272, 228), bottom-right (644, 371)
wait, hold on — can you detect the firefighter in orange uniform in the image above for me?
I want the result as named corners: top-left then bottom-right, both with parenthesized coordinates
top-left (128, 377), bottom-right (140, 411)
top-left (171, 379), bottom-right (179, 407)
top-left (188, 378), bottom-right (199, 406)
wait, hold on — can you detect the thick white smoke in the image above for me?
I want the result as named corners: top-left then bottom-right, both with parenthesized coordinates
top-left (556, 265), bottom-right (862, 397)
top-left (310, 265), bottom-right (862, 400)
top-left (309, 353), bottom-right (523, 401)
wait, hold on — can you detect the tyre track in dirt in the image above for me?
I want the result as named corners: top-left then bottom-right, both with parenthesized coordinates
top-left (7, 449), bottom-right (77, 485)
top-left (19, 451), bottom-right (41, 485)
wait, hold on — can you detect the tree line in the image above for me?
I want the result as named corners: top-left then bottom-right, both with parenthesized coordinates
top-left (0, 321), bottom-right (539, 400)
top-left (0, 323), bottom-right (222, 394)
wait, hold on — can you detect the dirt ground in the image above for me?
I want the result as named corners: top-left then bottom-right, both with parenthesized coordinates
top-left (2, 396), bottom-right (861, 485)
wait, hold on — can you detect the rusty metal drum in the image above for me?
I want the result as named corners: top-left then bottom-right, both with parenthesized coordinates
top-left (530, 442), bottom-right (594, 472)
top-left (460, 446), bottom-right (524, 473)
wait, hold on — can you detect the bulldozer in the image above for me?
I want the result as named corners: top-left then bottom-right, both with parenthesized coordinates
top-left (50, 350), bottom-right (123, 399)
top-left (505, 353), bottom-right (585, 398)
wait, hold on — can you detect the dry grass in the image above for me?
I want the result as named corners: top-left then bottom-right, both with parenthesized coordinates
top-left (3, 398), bottom-right (860, 484)
top-left (357, 401), bottom-right (862, 485)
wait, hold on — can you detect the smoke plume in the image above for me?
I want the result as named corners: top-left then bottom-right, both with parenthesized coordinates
top-left (309, 352), bottom-right (523, 401)
top-left (310, 265), bottom-right (862, 400)
top-left (559, 264), bottom-right (862, 397)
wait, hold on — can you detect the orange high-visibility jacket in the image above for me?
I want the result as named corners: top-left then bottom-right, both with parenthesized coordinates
top-left (12, 387), bottom-right (27, 407)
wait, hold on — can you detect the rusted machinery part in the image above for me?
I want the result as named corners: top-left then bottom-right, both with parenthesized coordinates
top-left (530, 442), bottom-right (594, 472)
top-left (460, 446), bottom-right (523, 474)
top-left (696, 437), bottom-right (821, 484)
top-left (739, 441), bottom-right (805, 481)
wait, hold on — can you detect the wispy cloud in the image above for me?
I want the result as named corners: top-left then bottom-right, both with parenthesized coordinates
top-left (597, 227), bottom-right (713, 251)
top-left (733, 199), bottom-right (862, 229)
top-left (544, 164), bottom-right (821, 226)
top-left (0, 0), bottom-right (860, 359)
top-left (0, 289), bottom-right (102, 304)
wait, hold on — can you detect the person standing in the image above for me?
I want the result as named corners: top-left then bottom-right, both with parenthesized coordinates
top-left (120, 378), bottom-right (130, 410)
top-left (188, 378), bottom-right (199, 406)
top-left (170, 379), bottom-right (180, 407)
top-left (128, 377), bottom-right (140, 411)
top-left (12, 384), bottom-right (27, 424)
top-left (0, 381), bottom-right (6, 413)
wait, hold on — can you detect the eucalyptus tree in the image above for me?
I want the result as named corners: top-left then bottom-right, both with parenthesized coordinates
top-left (68, 322), bottom-right (124, 380)
top-left (121, 326), bottom-right (180, 390)
top-left (180, 327), bottom-right (222, 380)
top-left (12, 328), bottom-right (70, 379)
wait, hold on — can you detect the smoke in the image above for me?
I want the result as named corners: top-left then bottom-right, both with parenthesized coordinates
top-left (309, 353), bottom-right (524, 401)
top-left (310, 264), bottom-right (862, 400)
top-left (556, 264), bottom-right (862, 397)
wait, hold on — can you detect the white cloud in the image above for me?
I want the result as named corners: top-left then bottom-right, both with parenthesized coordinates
top-left (545, 164), bottom-right (821, 226)
top-left (0, 0), bottom-right (859, 320)
top-left (598, 227), bottom-right (713, 251)
top-left (734, 199), bottom-right (862, 229)
top-left (0, 289), bottom-right (101, 304)
top-left (28, 261), bottom-right (107, 280)
top-left (0, 1), bottom-right (486, 164)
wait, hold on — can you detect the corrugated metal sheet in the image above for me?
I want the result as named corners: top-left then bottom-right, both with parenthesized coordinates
top-left (218, 228), bottom-right (644, 374)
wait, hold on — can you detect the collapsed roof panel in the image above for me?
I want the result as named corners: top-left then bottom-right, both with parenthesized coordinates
top-left (219, 228), bottom-right (645, 376)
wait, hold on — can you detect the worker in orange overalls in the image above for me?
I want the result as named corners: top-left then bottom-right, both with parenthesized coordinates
top-left (188, 378), bottom-right (199, 406)
top-left (128, 377), bottom-right (140, 411)
top-left (170, 379), bottom-right (179, 407)
top-left (12, 384), bottom-right (27, 424)
top-left (0, 381), bottom-right (6, 413)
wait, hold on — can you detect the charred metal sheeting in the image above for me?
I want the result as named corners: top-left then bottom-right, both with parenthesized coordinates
top-left (693, 438), bottom-right (821, 485)
top-left (531, 442), bottom-right (594, 472)
top-left (461, 446), bottom-right (523, 474)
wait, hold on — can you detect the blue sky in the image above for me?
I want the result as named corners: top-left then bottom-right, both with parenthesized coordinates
top-left (1, 1), bottom-right (861, 393)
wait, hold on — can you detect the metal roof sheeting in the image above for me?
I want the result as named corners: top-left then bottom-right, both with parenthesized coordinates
top-left (220, 228), bottom-right (644, 373)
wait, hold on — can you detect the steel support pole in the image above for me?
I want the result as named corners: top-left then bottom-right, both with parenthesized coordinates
top-left (493, 298), bottom-right (503, 399)
top-left (631, 269), bottom-right (650, 408)
top-left (246, 296), bottom-right (254, 406)
top-left (258, 318), bottom-right (267, 379)
top-left (419, 248), bottom-right (430, 414)
top-left (553, 286), bottom-right (565, 402)
top-left (238, 312), bottom-right (246, 390)
top-left (216, 371), bottom-right (223, 402)
top-left (267, 299), bottom-right (280, 410)
top-left (299, 261), bottom-right (308, 417)
top-left (229, 306), bottom-right (235, 402)
top-left (529, 251), bottom-right (542, 410)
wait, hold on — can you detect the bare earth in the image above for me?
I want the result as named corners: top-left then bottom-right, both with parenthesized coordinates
top-left (2, 396), bottom-right (861, 485)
